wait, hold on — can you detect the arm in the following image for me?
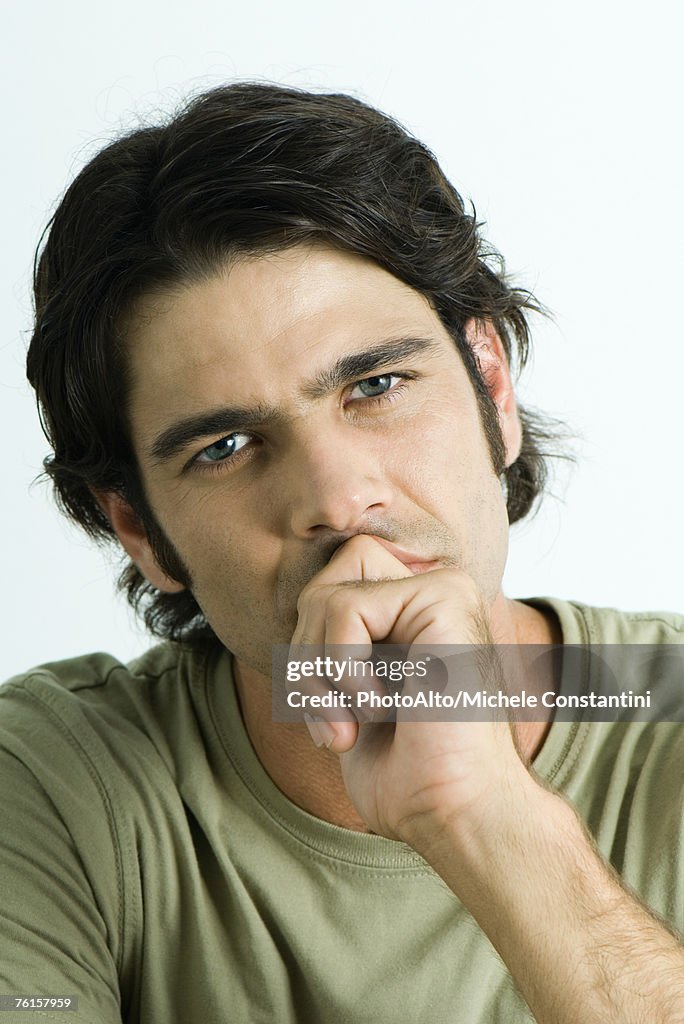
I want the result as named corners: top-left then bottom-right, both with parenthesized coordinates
top-left (401, 761), bottom-right (684, 1024)
top-left (0, 710), bottom-right (123, 1024)
top-left (294, 535), bottom-right (684, 1024)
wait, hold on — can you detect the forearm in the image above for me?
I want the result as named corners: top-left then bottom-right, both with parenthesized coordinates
top-left (405, 772), bottom-right (684, 1024)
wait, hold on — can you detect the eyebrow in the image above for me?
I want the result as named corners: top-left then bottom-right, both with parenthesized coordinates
top-left (300, 335), bottom-right (441, 398)
top-left (147, 335), bottom-right (440, 465)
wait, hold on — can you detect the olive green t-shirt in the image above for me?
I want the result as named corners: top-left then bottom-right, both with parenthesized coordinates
top-left (1, 599), bottom-right (683, 1023)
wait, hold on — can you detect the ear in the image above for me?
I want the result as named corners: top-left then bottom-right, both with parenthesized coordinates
top-left (464, 318), bottom-right (522, 467)
top-left (92, 490), bottom-right (185, 594)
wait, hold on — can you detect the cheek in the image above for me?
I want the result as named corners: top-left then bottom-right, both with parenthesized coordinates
top-left (470, 475), bottom-right (510, 587)
top-left (177, 520), bottom-right (289, 664)
top-left (390, 403), bottom-right (491, 505)
top-left (150, 480), bottom-right (283, 594)
top-left (394, 406), bottom-right (509, 597)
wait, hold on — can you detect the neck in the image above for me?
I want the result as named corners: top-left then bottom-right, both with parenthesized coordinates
top-left (232, 595), bottom-right (562, 834)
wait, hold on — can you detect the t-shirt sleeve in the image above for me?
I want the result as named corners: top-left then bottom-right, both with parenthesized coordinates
top-left (0, 681), bottom-right (125, 1024)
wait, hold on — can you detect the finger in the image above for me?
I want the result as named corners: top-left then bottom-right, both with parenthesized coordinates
top-left (324, 534), bottom-right (415, 585)
top-left (321, 650), bottom-right (396, 726)
top-left (282, 639), bottom-right (360, 750)
top-left (304, 711), bottom-right (360, 754)
top-left (293, 539), bottom-right (414, 750)
top-left (294, 535), bottom-right (414, 652)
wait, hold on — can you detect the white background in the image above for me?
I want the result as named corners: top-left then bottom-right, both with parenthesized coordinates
top-left (2, 1), bottom-right (683, 679)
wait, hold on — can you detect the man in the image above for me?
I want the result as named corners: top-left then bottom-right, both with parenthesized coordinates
top-left (2, 82), bottom-right (683, 1023)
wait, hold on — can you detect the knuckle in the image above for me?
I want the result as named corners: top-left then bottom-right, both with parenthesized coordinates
top-left (296, 579), bottom-right (332, 612)
top-left (326, 587), bottom-right (355, 616)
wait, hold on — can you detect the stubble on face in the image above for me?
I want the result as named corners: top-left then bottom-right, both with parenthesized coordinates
top-left (122, 245), bottom-right (513, 674)
top-left (136, 492), bottom-right (499, 679)
top-left (272, 513), bottom-right (463, 623)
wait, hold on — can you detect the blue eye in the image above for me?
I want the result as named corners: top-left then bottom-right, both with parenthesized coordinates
top-left (196, 433), bottom-right (251, 464)
top-left (350, 375), bottom-right (398, 399)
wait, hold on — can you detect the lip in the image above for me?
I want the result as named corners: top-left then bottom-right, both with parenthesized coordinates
top-left (370, 537), bottom-right (441, 574)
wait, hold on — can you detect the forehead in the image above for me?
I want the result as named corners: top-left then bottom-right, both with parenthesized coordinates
top-left (122, 244), bottom-right (454, 438)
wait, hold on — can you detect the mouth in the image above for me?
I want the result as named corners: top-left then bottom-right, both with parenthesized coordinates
top-left (369, 536), bottom-right (442, 575)
top-left (403, 560), bottom-right (442, 575)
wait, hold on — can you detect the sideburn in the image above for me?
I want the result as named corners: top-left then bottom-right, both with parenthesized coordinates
top-left (121, 463), bottom-right (194, 591)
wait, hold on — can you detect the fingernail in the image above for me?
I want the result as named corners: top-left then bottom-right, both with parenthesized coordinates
top-left (303, 712), bottom-right (336, 749)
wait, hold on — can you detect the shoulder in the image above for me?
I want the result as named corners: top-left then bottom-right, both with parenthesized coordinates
top-left (0, 641), bottom-right (220, 823)
top-left (0, 640), bottom-right (229, 1007)
top-left (532, 602), bottom-right (684, 921)
top-left (526, 596), bottom-right (684, 645)
top-left (0, 641), bottom-right (212, 736)
top-left (580, 603), bottom-right (684, 644)
top-left (1, 642), bottom-right (188, 704)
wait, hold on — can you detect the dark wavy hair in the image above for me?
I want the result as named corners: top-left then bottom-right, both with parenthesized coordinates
top-left (27, 81), bottom-right (561, 641)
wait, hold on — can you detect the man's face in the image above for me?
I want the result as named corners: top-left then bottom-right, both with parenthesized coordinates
top-left (124, 245), bottom-right (515, 674)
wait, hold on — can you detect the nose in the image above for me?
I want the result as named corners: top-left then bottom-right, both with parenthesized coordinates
top-left (283, 428), bottom-right (394, 538)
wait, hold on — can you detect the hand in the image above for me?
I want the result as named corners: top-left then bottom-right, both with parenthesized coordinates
top-left (292, 535), bottom-right (684, 1024)
top-left (291, 534), bottom-right (534, 852)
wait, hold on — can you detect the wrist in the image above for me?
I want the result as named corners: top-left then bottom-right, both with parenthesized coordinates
top-left (398, 759), bottom-right (560, 869)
